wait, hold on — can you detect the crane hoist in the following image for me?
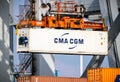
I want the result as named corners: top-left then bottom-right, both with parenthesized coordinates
top-left (16, 1), bottom-right (107, 34)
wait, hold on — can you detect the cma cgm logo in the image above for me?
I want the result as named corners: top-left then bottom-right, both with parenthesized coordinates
top-left (54, 33), bottom-right (84, 49)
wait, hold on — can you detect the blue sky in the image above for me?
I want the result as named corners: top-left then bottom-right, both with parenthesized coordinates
top-left (13, 0), bottom-right (109, 77)
top-left (55, 55), bottom-right (81, 77)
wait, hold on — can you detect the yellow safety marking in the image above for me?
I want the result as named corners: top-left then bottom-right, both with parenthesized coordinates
top-left (15, 24), bottom-right (19, 35)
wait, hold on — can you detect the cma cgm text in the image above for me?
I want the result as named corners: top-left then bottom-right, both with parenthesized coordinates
top-left (54, 38), bottom-right (84, 44)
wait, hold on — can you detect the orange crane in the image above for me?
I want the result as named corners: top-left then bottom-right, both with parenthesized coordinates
top-left (16, 0), bottom-right (107, 34)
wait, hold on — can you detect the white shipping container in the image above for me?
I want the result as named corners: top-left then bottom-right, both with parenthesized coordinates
top-left (17, 28), bottom-right (108, 55)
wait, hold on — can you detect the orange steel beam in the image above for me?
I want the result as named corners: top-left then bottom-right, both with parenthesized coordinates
top-left (18, 17), bottom-right (106, 31)
top-left (18, 20), bottom-right (45, 28)
top-left (84, 22), bottom-right (103, 30)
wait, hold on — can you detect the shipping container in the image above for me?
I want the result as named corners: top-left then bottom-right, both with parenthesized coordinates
top-left (17, 76), bottom-right (87, 82)
top-left (17, 28), bottom-right (108, 55)
top-left (87, 68), bottom-right (120, 82)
